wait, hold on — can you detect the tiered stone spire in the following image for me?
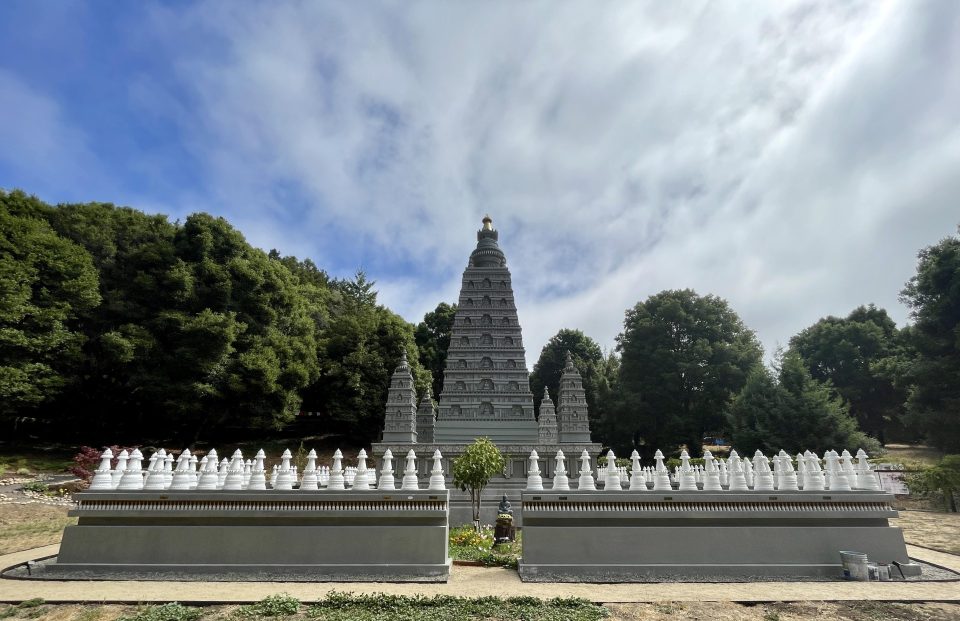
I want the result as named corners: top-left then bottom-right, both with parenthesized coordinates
top-left (537, 387), bottom-right (558, 443)
top-left (416, 389), bottom-right (437, 443)
top-left (557, 352), bottom-right (592, 443)
top-left (434, 216), bottom-right (538, 443)
top-left (382, 351), bottom-right (418, 444)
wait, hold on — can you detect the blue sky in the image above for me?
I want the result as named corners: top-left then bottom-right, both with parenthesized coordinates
top-left (2, 1), bottom-right (959, 361)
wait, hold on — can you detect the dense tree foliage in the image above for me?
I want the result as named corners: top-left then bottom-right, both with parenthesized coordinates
top-left (0, 191), bottom-right (101, 419)
top-left (43, 201), bottom-right (321, 441)
top-left (414, 302), bottom-right (457, 399)
top-left (0, 191), bottom-right (435, 445)
top-left (301, 270), bottom-right (430, 443)
top-left (529, 329), bottom-right (613, 442)
top-left (789, 305), bottom-right (909, 442)
top-left (727, 352), bottom-right (880, 455)
top-left (900, 228), bottom-right (960, 452)
top-left (615, 290), bottom-right (763, 457)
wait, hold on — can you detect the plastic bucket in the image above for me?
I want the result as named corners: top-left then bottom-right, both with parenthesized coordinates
top-left (877, 563), bottom-right (891, 581)
top-left (840, 551), bottom-right (870, 581)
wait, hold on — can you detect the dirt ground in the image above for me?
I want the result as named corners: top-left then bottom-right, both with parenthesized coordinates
top-left (606, 601), bottom-right (960, 620)
top-left (0, 505), bottom-right (75, 555)
top-left (0, 601), bottom-right (959, 621)
top-left (892, 510), bottom-right (960, 555)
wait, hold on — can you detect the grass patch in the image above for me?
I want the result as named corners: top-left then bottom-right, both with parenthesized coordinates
top-left (0, 504), bottom-right (76, 554)
top-left (307, 593), bottom-right (607, 621)
top-left (118, 603), bottom-right (203, 621)
top-left (0, 451), bottom-right (73, 475)
top-left (449, 525), bottom-right (521, 569)
top-left (876, 444), bottom-right (944, 468)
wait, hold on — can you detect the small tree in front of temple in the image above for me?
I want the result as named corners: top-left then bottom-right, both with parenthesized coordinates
top-left (453, 437), bottom-right (505, 532)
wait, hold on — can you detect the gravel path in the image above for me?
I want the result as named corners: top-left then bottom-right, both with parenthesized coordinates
top-left (1, 544), bottom-right (958, 604)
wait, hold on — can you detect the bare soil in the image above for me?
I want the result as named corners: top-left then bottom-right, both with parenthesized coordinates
top-left (606, 602), bottom-right (960, 620)
top-left (892, 510), bottom-right (960, 555)
top-left (0, 505), bottom-right (75, 555)
top-left (0, 601), bottom-right (958, 621)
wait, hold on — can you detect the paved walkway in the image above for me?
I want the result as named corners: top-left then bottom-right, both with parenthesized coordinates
top-left (1, 544), bottom-right (958, 604)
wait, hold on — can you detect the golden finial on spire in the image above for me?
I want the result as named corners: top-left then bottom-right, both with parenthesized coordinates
top-left (482, 214), bottom-right (493, 230)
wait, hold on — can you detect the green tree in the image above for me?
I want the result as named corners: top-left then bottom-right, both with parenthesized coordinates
top-left (414, 302), bottom-right (457, 399)
top-left (452, 437), bottom-right (505, 531)
top-left (529, 329), bottom-right (607, 439)
top-left (0, 190), bottom-right (101, 423)
top-left (616, 290), bottom-right (763, 457)
top-left (727, 352), bottom-right (880, 455)
top-left (900, 227), bottom-right (960, 452)
top-left (43, 202), bottom-right (319, 441)
top-left (905, 455), bottom-right (960, 513)
top-left (789, 305), bottom-right (909, 442)
top-left (592, 351), bottom-right (624, 447)
top-left (302, 271), bottom-right (430, 443)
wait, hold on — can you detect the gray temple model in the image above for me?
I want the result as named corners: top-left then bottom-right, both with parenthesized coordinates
top-left (433, 216), bottom-right (536, 443)
top-left (373, 216), bottom-right (601, 525)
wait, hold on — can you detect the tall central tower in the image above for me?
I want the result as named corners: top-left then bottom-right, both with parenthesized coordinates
top-left (433, 216), bottom-right (539, 444)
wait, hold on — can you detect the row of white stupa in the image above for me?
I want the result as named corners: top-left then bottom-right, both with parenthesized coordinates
top-left (524, 448), bottom-right (882, 492)
top-left (87, 447), bottom-right (447, 491)
top-left (89, 445), bottom-right (882, 493)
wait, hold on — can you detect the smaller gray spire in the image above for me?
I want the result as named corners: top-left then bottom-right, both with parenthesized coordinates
top-left (416, 387), bottom-right (437, 443)
top-left (538, 386), bottom-right (558, 444)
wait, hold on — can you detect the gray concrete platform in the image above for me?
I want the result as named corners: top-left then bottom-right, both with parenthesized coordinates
top-left (46, 490), bottom-right (451, 582)
top-left (519, 490), bottom-right (922, 582)
top-left (1, 543), bottom-right (958, 603)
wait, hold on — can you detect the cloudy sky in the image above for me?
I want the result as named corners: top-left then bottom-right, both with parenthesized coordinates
top-left (2, 1), bottom-right (958, 361)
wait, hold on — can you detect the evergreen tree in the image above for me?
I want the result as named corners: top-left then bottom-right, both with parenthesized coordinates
top-left (304, 271), bottom-right (430, 443)
top-left (727, 352), bottom-right (880, 455)
top-left (900, 226), bottom-right (960, 452)
top-left (789, 305), bottom-right (909, 442)
top-left (530, 329), bottom-right (607, 439)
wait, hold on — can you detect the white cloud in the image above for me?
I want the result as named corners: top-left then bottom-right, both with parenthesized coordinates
top-left (0, 70), bottom-right (105, 199)
top-left (148, 0), bottom-right (960, 361)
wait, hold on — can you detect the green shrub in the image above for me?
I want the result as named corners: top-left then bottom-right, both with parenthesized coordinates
top-left (236, 594), bottom-right (300, 617)
top-left (905, 455), bottom-right (960, 512)
top-left (448, 525), bottom-right (520, 568)
top-left (20, 481), bottom-right (49, 493)
top-left (117, 603), bottom-right (202, 621)
top-left (665, 457), bottom-right (705, 470)
top-left (307, 592), bottom-right (607, 620)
